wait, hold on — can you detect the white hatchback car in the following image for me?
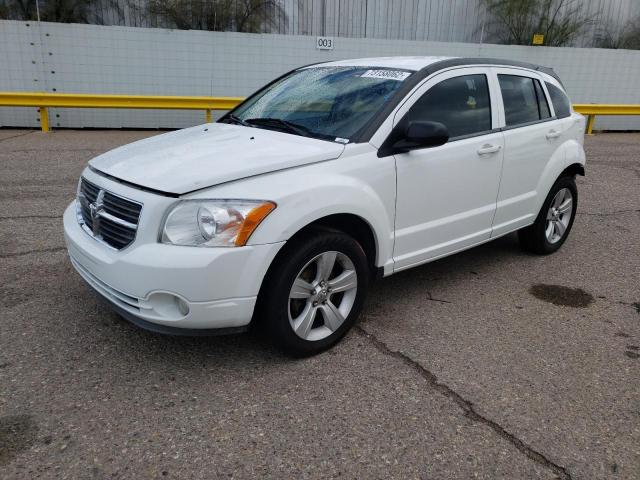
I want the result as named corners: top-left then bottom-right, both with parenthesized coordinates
top-left (64, 56), bottom-right (586, 355)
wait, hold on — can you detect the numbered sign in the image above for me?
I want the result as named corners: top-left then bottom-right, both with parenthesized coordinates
top-left (316, 36), bottom-right (334, 50)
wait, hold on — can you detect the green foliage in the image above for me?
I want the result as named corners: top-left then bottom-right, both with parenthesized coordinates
top-left (481, 0), bottom-right (596, 46)
top-left (148, 0), bottom-right (287, 33)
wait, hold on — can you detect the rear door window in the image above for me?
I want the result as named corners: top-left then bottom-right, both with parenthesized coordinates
top-left (545, 82), bottom-right (572, 118)
top-left (404, 74), bottom-right (492, 139)
top-left (498, 75), bottom-right (548, 127)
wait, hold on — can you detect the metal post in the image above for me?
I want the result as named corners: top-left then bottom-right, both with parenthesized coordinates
top-left (39, 106), bottom-right (50, 132)
top-left (479, 6), bottom-right (486, 46)
top-left (586, 114), bottom-right (595, 135)
top-left (205, 109), bottom-right (212, 123)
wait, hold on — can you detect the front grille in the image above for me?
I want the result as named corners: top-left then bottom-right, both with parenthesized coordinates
top-left (77, 178), bottom-right (143, 250)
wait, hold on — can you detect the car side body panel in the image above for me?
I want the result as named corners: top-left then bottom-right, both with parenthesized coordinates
top-left (532, 133), bottom-right (585, 212)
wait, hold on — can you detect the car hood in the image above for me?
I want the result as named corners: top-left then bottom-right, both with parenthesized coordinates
top-left (89, 123), bottom-right (345, 195)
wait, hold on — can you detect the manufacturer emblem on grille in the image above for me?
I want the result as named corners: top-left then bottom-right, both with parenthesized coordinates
top-left (78, 179), bottom-right (142, 250)
top-left (89, 189), bottom-right (105, 236)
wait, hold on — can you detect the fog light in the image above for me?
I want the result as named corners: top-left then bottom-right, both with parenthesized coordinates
top-left (174, 296), bottom-right (189, 316)
top-left (146, 292), bottom-right (190, 319)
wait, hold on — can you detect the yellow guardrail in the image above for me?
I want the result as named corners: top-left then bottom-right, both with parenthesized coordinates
top-left (573, 104), bottom-right (640, 135)
top-left (0, 92), bottom-right (244, 132)
top-left (1, 92), bottom-right (639, 134)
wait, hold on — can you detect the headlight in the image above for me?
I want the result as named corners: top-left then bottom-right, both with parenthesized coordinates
top-left (161, 200), bottom-right (276, 247)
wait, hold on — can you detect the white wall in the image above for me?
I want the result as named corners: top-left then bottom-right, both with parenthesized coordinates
top-left (1, 20), bottom-right (639, 130)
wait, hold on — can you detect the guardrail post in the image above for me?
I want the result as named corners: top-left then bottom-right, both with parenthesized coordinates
top-left (586, 114), bottom-right (595, 135)
top-left (205, 109), bottom-right (212, 123)
top-left (38, 107), bottom-right (50, 133)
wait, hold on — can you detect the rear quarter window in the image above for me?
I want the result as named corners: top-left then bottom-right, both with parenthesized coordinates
top-left (545, 82), bottom-right (572, 118)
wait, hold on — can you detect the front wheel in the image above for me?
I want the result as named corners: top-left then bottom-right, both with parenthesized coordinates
top-left (518, 175), bottom-right (578, 254)
top-left (259, 230), bottom-right (369, 356)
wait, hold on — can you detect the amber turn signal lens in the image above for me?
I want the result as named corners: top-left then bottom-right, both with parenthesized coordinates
top-left (234, 202), bottom-right (276, 246)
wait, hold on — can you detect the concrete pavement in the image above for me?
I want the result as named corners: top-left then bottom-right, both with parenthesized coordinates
top-left (1, 130), bottom-right (638, 479)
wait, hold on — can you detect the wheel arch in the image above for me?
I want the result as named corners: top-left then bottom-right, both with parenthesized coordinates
top-left (263, 213), bottom-right (380, 281)
top-left (252, 213), bottom-right (379, 329)
top-left (534, 140), bottom-right (585, 214)
top-left (561, 162), bottom-right (585, 177)
top-left (295, 214), bottom-right (378, 274)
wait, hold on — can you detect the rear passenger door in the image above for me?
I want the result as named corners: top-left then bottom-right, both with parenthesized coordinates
top-left (490, 68), bottom-right (561, 237)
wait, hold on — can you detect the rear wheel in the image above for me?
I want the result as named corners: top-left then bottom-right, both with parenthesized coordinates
top-left (259, 230), bottom-right (369, 356)
top-left (518, 175), bottom-right (577, 254)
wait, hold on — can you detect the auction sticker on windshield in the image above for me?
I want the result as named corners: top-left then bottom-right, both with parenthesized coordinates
top-left (360, 70), bottom-right (412, 81)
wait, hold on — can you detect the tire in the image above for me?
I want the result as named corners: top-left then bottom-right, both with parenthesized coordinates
top-left (258, 229), bottom-right (370, 357)
top-left (518, 175), bottom-right (578, 255)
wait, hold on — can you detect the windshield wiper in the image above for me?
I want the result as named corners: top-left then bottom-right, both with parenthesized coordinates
top-left (245, 117), bottom-right (313, 138)
top-left (223, 114), bottom-right (251, 127)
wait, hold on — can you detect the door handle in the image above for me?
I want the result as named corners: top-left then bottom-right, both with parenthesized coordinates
top-left (477, 144), bottom-right (502, 155)
top-left (546, 129), bottom-right (561, 139)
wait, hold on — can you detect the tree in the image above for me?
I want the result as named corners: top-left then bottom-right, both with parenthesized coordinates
top-left (0, 0), bottom-right (39, 20)
top-left (595, 17), bottom-right (640, 50)
top-left (0, 0), bottom-right (123, 24)
top-left (148, 0), bottom-right (287, 33)
top-left (480, 0), bottom-right (596, 47)
top-left (41, 0), bottom-right (93, 22)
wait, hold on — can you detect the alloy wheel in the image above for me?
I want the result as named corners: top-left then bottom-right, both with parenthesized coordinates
top-left (288, 251), bottom-right (358, 341)
top-left (545, 187), bottom-right (573, 244)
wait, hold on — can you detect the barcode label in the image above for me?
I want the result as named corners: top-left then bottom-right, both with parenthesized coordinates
top-left (361, 70), bottom-right (411, 81)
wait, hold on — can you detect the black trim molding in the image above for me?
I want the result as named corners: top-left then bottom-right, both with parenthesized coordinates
top-left (501, 116), bottom-right (558, 132)
top-left (89, 165), bottom-right (181, 198)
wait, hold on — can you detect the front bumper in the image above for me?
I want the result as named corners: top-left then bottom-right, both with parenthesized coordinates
top-left (64, 197), bottom-right (284, 332)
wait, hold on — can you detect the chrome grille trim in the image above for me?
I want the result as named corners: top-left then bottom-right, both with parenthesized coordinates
top-left (77, 178), bottom-right (143, 250)
top-left (97, 210), bottom-right (137, 230)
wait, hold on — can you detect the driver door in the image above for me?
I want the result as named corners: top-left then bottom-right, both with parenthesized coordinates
top-left (392, 68), bottom-right (504, 271)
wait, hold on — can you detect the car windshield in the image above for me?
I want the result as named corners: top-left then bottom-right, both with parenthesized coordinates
top-left (222, 66), bottom-right (414, 142)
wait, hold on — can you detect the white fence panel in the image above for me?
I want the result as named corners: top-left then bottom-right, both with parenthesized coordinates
top-left (1, 20), bottom-right (639, 130)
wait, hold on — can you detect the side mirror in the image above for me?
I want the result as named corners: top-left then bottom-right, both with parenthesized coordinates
top-left (378, 120), bottom-right (449, 156)
top-left (405, 121), bottom-right (449, 148)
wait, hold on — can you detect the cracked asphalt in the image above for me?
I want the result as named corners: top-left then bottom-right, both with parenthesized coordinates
top-left (1, 130), bottom-right (639, 479)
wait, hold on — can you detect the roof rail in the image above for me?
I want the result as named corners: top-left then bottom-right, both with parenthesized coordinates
top-left (424, 57), bottom-right (564, 86)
